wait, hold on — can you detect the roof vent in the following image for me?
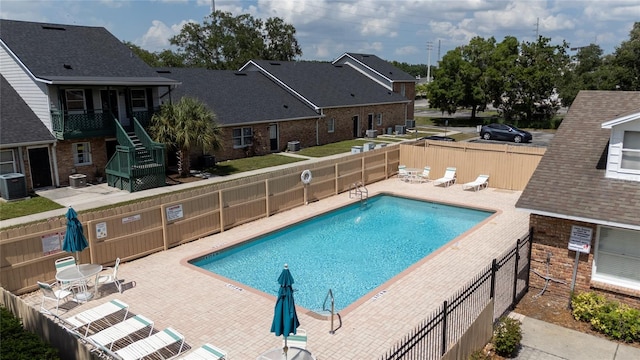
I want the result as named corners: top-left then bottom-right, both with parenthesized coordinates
top-left (350, 93), bottom-right (355, 97)
top-left (234, 72), bottom-right (247, 76)
top-left (283, 104), bottom-right (289, 109)
top-left (334, 65), bottom-right (343, 68)
top-left (269, 62), bottom-right (281, 66)
top-left (42, 25), bottom-right (66, 31)
top-left (63, 64), bottom-right (72, 70)
top-left (156, 70), bottom-right (171, 74)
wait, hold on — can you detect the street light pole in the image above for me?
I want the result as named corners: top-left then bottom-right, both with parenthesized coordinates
top-left (426, 41), bottom-right (433, 83)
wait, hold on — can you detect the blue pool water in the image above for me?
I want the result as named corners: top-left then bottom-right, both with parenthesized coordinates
top-left (190, 194), bottom-right (492, 312)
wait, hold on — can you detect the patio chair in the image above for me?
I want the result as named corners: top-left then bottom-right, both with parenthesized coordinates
top-left (284, 328), bottom-right (307, 350)
top-left (62, 298), bottom-right (129, 337)
top-left (178, 343), bottom-right (227, 360)
top-left (416, 166), bottom-right (431, 183)
top-left (87, 314), bottom-right (154, 351)
top-left (397, 165), bottom-right (409, 181)
top-left (96, 257), bottom-right (122, 293)
top-left (37, 281), bottom-right (73, 316)
top-left (433, 167), bottom-right (457, 187)
top-left (55, 256), bottom-right (79, 291)
top-left (115, 327), bottom-right (185, 360)
top-left (462, 175), bottom-right (490, 191)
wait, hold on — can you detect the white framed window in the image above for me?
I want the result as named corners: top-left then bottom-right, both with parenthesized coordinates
top-left (621, 131), bottom-right (640, 172)
top-left (65, 89), bottom-right (86, 113)
top-left (0, 149), bottom-right (16, 174)
top-left (130, 89), bottom-right (147, 110)
top-left (593, 226), bottom-right (640, 290)
top-left (400, 83), bottom-right (406, 97)
top-left (72, 142), bottom-right (92, 165)
top-left (328, 118), bottom-right (335, 133)
top-left (233, 127), bottom-right (253, 148)
top-left (376, 113), bottom-right (383, 126)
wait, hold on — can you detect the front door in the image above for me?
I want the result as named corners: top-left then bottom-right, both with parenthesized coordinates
top-left (269, 124), bottom-right (278, 151)
top-left (352, 115), bottom-right (360, 138)
top-left (100, 90), bottom-right (118, 119)
top-left (368, 113), bottom-right (374, 130)
top-left (28, 147), bottom-right (53, 188)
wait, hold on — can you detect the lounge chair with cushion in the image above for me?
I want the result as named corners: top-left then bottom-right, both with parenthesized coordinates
top-left (284, 328), bottom-right (308, 350)
top-left (37, 281), bottom-right (73, 316)
top-left (115, 327), bottom-right (185, 360)
top-left (416, 166), bottom-right (431, 183)
top-left (62, 299), bottom-right (129, 337)
top-left (397, 165), bottom-right (408, 181)
top-left (462, 175), bottom-right (490, 191)
top-left (88, 314), bottom-right (154, 351)
top-left (433, 167), bottom-right (457, 187)
top-left (178, 343), bottom-right (227, 360)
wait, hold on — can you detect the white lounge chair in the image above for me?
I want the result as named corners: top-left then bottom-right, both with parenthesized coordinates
top-left (462, 175), bottom-right (490, 191)
top-left (55, 256), bottom-right (79, 291)
top-left (284, 328), bottom-right (307, 350)
top-left (96, 257), bottom-right (122, 293)
top-left (115, 327), bottom-right (185, 360)
top-left (397, 165), bottom-right (409, 181)
top-left (88, 314), bottom-right (154, 351)
top-left (63, 299), bottom-right (129, 337)
top-left (178, 343), bottom-right (227, 360)
top-left (37, 281), bottom-right (73, 316)
top-left (433, 167), bottom-right (457, 187)
top-left (416, 166), bottom-right (431, 183)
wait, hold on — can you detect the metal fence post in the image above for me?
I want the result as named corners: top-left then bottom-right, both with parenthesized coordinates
top-left (525, 227), bottom-right (534, 290)
top-left (512, 237), bottom-right (521, 306)
top-left (441, 300), bottom-right (448, 356)
top-left (490, 259), bottom-right (497, 299)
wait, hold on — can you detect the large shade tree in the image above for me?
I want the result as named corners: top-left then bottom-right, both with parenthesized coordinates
top-left (149, 97), bottom-right (223, 177)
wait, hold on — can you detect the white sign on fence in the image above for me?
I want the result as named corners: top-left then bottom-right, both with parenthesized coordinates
top-left (96, 222), bottom-right (107, 239)
top-left (568, 225), bottom-right (592, 254)
top-left (166, 204), bottom-right (184, 222)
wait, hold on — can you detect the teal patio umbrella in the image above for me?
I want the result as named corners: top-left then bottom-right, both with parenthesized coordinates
top-left (62, 207), bottom-right (89, 264)
top-left (270, 264), bottom-right (300, 357)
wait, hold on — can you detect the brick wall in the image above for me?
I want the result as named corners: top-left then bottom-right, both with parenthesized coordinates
top-left (56, 138), bottom-right (108, 186)
top-left (530, 214), bottom-right (640, 308)
top-left (393, 81), bottom-right (415, 119)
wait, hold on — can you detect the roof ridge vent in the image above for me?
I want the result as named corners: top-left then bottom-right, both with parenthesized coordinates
top-left (42, 25), bottom-right (66, 31)
top-left (269, 62), bottom-right (281, 65)
top-left (234, 72), bottom-right (248, 76)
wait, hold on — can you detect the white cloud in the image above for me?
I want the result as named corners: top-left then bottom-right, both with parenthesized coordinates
top-left (395, 46), bottom-right (420, 56)
top-left (139, 19), bottom-right (193, 52)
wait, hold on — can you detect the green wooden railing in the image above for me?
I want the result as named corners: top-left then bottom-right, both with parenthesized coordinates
top-left (50, 110), bottom-right (115, 139)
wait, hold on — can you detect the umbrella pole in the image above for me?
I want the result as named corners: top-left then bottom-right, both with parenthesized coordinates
top-left (283, 336), bottom-right (288, 358)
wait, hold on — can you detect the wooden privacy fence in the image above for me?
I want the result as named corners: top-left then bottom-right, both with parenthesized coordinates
top-left (0, 146), bottom-right (400, 295)
top-left (400, 140), bottom-right (546, 190)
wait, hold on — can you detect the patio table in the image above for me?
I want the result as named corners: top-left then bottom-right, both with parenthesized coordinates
top-left (405, 168), bottom-right (421, 183)
top-left (56, 263), bottom-right (103, 302)
top-left (257, 347), bottom-right (316, 360)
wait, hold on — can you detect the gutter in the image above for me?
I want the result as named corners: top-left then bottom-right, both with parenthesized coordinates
top-left (518, 208), bottom-right (640, 231)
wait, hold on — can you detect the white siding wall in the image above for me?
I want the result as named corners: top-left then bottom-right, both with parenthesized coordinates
top-left (0, 44), bottom-right (53, 131)
top-left (606, 120), bottom-right (640, 181)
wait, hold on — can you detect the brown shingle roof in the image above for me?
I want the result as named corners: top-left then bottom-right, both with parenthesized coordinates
top-left (516, 90), bottom-right (640, 228)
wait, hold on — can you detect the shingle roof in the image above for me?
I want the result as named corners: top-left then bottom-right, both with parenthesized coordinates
top-left (516, 90), bottom-right (640, 228)
top-left (0, 19), bottom-right (178, 85)
top-left (245, 60), bottom-right (410, 108)
top-left (0, 75), bottom-right (55, 146)
top-left (156, 68), bottom-right (320, 126)
top-left (339, 53), bottom-right (416, 82)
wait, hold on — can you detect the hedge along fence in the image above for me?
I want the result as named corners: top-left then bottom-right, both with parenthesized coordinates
top-left (0, 145), bottom-right (401, 295)
top-left (400, 140), bottom-right (546, 191)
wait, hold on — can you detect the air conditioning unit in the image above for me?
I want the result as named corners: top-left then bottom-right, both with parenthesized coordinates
top-left (288, 141), bottom-right (300, 152)
top-left (69, 174), bottom-right (87, 188)
top-left (365, 129), bottom-right (378, 138)
top-left (363, 142), bottom-right (375, 151)
top-left (351, 146), bottom-right (363, 154)
top-left (0, 173), bottom-right (27, 200)
top-left (395, 125), bottom-right (406, 135)
top-left (405, 119), bottom-right (416, 128)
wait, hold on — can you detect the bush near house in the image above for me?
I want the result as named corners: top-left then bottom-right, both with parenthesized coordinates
top-left (0, 307), bottom-right (60, 359)
top-left (572, 292), bottom-right (640, 343)
top-left (492, 316), bottom-right (523, 357)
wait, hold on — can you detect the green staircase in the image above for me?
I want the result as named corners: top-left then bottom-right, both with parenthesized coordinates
top-left (105, 117), bottom-right (166, 192)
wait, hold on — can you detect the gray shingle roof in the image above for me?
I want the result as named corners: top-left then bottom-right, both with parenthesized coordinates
top-left (156, 68), bottom-right (320, 126)
top-left (245, 60), bottom-right (410, 108)
top-left (516, 90), bottom-right (640, 228)
top-left (0, 19), bottom-right (178, 85)
top-left (340, 53), bottom-right (416, 82)
top-left (0, 75), bottom-right (55, 146)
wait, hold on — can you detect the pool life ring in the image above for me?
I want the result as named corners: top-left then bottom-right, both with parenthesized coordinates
top-left (301, 169), bottom-right (312, 184)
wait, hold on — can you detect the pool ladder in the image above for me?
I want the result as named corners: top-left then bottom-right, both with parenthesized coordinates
top-left (323, 289), bottom-right (342, 334)
top-left (349, 182), bottom-right (368, 205)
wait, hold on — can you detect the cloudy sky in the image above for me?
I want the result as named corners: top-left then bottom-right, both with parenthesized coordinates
top-left (2, 0), bottom-right (638, 65)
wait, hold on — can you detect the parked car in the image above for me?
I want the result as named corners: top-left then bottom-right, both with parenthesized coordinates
top-left (419, 135), bottom-right (455, 142)
top-left (480, 123), bottom-right (532, 143)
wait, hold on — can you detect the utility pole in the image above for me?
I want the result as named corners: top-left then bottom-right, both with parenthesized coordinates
top-left (211, 0), bottom-right (215, 14)
top-left (534, 17), bottom-right (539, 38)
top-left (437, 40), bottom-right (441, 63)
top-left (426, 41), bottom-right (433, 83)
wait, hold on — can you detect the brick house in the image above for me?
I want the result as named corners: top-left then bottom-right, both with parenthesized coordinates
top-left (0, 19), bottom-right (179, 193)
top-left (516, 90), bottom-right (640, 307)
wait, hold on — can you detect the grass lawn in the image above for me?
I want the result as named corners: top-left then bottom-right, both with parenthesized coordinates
top-left (0, 195), bottom-right (63, 221)
top-left (296, 139), bottom-right (396, 157)
top-left (207, 154), bottom-right (306, 176)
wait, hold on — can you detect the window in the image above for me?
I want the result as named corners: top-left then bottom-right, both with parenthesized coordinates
top-left (593, 226), bottom-right (640, 290)
top-left (130, 89), bottom-right (147, 110)
top-left (233, 127), bottom-right (253, 148)
top-left (400, 84), bottom-right (406, 97)
top-left (65, 89), bottom-right (85, 113)
top-left (0, 149), bottom-right (16, 174)
top-left (73, 142), bottom-right (92, 165)
top-left (376, 113), bottom-right (383, 126)
top-left (328, 118), bottom-right (335, 133)
top-left (621, 131), bottom-right (640, 171)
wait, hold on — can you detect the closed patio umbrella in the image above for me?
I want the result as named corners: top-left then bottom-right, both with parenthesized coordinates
top-left (270, 264), bottom-right (300, 357)
top-left (62, 206), bottom-right (88, 264)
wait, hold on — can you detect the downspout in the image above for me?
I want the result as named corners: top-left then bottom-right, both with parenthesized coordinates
top-left (51, 142), bottom-right (60, 187)
top-left (316, 118), bottom-right (319, 145)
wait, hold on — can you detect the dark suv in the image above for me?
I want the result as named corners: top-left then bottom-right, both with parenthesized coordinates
top-left (480, 123), bottom-right (532, 143)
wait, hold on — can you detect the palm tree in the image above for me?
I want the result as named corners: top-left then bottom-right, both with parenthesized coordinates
top-left (149, 97), bottom-right (222, 177)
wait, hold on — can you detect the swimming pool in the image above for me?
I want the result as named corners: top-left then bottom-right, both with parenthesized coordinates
top-left (190, 194), bottom-right (493, 313)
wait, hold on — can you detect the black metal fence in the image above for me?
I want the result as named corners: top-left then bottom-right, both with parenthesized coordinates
top-left (380, 228), bottom-right (533, 360)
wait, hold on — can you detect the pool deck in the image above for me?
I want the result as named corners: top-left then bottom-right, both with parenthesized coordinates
top-left (21, 179), bottom-right (529, 359)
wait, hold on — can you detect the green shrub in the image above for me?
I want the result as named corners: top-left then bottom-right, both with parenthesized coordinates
top-left (492, 316), bottom-right (522, 357)
top-left (571, 291), bottom-right (607, 321)
top-left (590, 304), bottom-right (640, 342)
top-left (0, 307), bottom-right (60, 360)
top-left (468, 349), bottom-right (491, 360)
